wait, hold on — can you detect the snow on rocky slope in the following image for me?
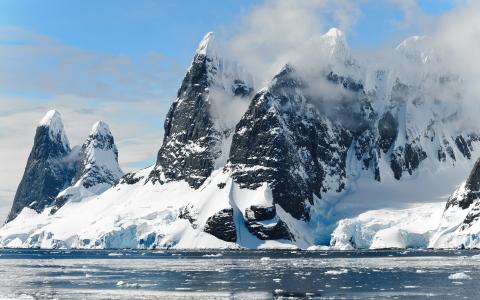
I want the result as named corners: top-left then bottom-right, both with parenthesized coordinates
top-left (2, 29), bottom-right (480, 249)
top-left (428, 158), bottom-right (480, 249)
top-left (49, 121), bottom-right (124, 214)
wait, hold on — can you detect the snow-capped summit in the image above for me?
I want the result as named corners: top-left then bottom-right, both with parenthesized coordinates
top-left (38, 109), bottom-right (69, 151)
top-left (81, 120), bottom-right (122, 177)
top-left (196, 32), bottom-right (216, 57)
top-left (321, 27), bottom-right (348, 57)
top-left (39, 109), bottom-right (61, 126)
top-left (395, 35), bottom-right (425, 51)
top-left (90, 120), bottom-right (111, 137)
top-left (396, 35), bottom-right (436, 64)
top-left (324, 27), bottom-right (346, 44)
top-left (74, 120), bottom-right (123, 190)
top-left (195, 31), bottom-right (253, 90)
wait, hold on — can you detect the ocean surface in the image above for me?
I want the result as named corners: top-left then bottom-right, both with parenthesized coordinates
top-left (0, 249), bottom-right (479, 299)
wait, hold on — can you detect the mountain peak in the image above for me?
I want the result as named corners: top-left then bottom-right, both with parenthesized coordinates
top-left (396, 35), bottom-right (425, 51)
top-left (395, 35), bottom-right (436, 64)
top-left (321, 27), bottom-right (349, 61)
top-left (325, 27), bottom-right (345, 40)
top-left (323, 27), bottom-right (347, 47)
top-left (196, 32), bottom-right (217, 56)
top-left (72, 120), bottom-right (123, 191)
top-left (39, 109), bottom-right (61, 126)
top-left (39, 109), bottom-right (64, 132)
top-left (90, 120), bottom-right (112, 137)
top-left (38, 109), bottom-right (69, 149)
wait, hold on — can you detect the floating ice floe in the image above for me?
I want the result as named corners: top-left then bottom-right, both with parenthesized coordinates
top-left (448, 272), bottom-right (472, 280)
top-left (325, 269), bottom-right (349, 275)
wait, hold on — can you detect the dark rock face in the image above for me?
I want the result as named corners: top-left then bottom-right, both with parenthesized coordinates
top-left (461, 204), bottom-right (480, 230)
top-left (152, 51), bottom-right (219, 188)
top-left (7, 122), bottom-right (75, 222)
top-left (203, 208), bottom-right (236, 242)
top-left (465, 159), bottom-right (480, 194)
top-left (446, 158), bottom-right (480, 210)
top-left (149, 35), bottom-right (252, 189)
top-left (455, 135), bottom-right (472, 159)
top-left (390, 143), bottom-right (427, 180)
top-left (229, 66), bottom-right (355, 221)
top-left (244, 205), bottom-right (292, 240)
top-left (232, 79), bottom-right (253, 97)
top-left (438, 138), bottom-right (456, 162)
top-left (443, 158), bottom-right (480, 231)
top-left (119, 172), bottom-right (144, 185)
top-left (378, 111), bottom-right (398, 153)
top-left (245, 205), bottom-right (276, 221)
top-left (179, 205), bottom-right (198, 229)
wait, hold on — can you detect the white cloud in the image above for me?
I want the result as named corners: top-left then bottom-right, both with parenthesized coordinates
top-left (227, 0), bottom-right (480, 125)
top-left (0, 26), bottom-right (183, 102)
top-left (227, 0), bottom-right (362, 86)
top-left (427, 2), bottom-right (480, 129)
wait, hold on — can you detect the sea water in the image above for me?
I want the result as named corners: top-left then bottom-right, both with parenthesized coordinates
top-left (0, 249), bottom-right (478, 299)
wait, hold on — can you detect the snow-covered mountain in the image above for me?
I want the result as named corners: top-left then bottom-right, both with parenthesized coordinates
top-left (6, 110), bottom-right (76, 222)
top-left (1, 29), bottom-right (479, 249)
top-left (49, 121), bottom-right (124, 214)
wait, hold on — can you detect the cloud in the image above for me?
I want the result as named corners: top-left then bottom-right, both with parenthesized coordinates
top-left (364, 1), bottom-right (480, 131)
top-left (208, 86), bottom-right (251, 133)
top-left (426, 2), bottom-right (480, 129)
top-left (0, 26), bottom-right (183, 102)
top-left (387, 0), bottom-right (426, 31)
top-left (227, 0), bottom-right (480, 118)
top-left (227, 0), bottom-right (362, 86)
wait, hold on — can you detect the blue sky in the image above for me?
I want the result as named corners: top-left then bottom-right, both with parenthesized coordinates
top-left (0, 0), bottom-right (465, 221)
top-left (349, 0), bottom-right (456, 47)
top-left (0, 1), bottom-right (261, 66)
top-left (0, 0), bottom-right (457, 61)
